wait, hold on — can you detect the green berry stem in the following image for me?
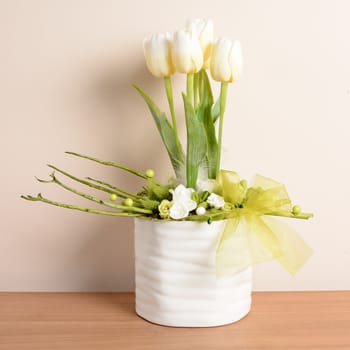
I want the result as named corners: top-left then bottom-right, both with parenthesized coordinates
top-left (86, 176), bottom-right (139, 199)
top-left (265, 211), bottom-right (314, 220)
top-left (65, 151), bottom-right (148, 179)
top-left (65, 151), bottom-right (163, 186)
top-left (21, 194), bottom-right (144, 217)
top-left (47, 164), bottom-right (115, 195)
top-left (35, 174), bottom-right (153, 214)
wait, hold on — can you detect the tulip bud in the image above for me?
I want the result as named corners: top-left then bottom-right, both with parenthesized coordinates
top-left (172, 29), bottom-right (203, 74)
top-left (143, 32), bottom-right (175, 77)
top-left (186, 18), bottom-right (214, 69)
top-left (210, 38), bottom-right (243, 83)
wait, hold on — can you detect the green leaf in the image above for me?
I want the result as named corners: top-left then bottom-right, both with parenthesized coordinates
top-left (137, 198), bottom-right (160, 211)
top-left (197, 69), bottom-right (218, 179)
top-left (133, 84), bottom-right (185, 178)
top-left (146, 178), bottom-right (170, 201)
top-left (182, 93), bottom-right (207, 189)
top-left (203, 103), bottom-right (219, 179)
top-left (211, 98), bottom-right (220, 123)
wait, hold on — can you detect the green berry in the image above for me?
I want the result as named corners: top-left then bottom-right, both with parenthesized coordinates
top-left (145, 169), bottom-right (155, 178)
top-left (109, 193), bottom-right (118, 202)
top-left (292, 205), bottom-right (301, 215)
top-left (124, 198), bottom-right (134, 207)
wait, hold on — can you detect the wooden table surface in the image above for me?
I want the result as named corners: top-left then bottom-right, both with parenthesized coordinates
top-left (0, 292), bottom-right (349, 349)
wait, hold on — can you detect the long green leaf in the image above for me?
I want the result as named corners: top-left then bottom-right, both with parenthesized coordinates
top-left (198, 70), bottom-right (214, 107)
top-left (203, 104), bottom-right (219, 179)
top-left (211, 98), bottom-right (220, 123)
top-left (197, 70), bottom-right (218, 179)
top-left (182, 93), bottom-right (207, 188)
top-left (133, 85), bottom-right (184, 179)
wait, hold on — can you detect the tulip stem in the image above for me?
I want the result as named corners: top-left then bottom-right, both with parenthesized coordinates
top-left (186, 74), bottom-right (194, 106)
top-left (164, 77), bottom-right (182, 158)
top-left (193, 73), bottom-right (198, 108)
top-left (216, 82), bottom-right (228, 175)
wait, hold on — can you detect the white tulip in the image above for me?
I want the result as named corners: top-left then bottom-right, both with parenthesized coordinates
top-left (207, 193), bottom-right (225, 209)
top-left (186, 18), bottom-right (214, 68)
top-left (172, 29), bottom-right (203, 74)
top-left (210, 38), bottom-right (243, 83)
top-left (143, 32), bottom-right (175, 77)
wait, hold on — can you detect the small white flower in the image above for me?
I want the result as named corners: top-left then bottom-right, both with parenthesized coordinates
top-left (169, 184), bottom-right (197, 220)
top-left (207, 193), bottom-right (225, 209)
top-left (169, 203), bottom-right (190, 220)
top-left (196, 179), bottom-right (217, 193)
top-left (196, 206), bottom-right (206, 215)
top-left (170, 185), bottom-right (197, 211)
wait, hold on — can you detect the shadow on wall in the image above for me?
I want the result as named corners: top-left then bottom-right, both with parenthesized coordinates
top-left (61, 49), bottom-right (171, 291)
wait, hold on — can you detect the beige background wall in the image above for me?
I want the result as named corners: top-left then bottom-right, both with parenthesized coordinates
top-left (1, 0), bottom-right (349, 291)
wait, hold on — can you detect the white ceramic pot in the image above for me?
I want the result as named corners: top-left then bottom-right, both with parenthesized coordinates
top-left (134, 218), bottom-right (252, 327)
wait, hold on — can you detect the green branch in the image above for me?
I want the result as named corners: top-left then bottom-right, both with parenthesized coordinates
top-left (21, 194), bottom-right (143, 217)
top-left (47, 165), bottom-right (115, 194)
top-left (36, 174), bottom-right (152, 215)
top-left (86, 177), bottom-right (139, 199)
top-left (65, 152), bottom-right (148, 179)
top-left (265, 211), bottom-right (314, 220)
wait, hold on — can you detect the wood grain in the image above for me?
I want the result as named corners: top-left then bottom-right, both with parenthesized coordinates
top-left (0, 292), bottom-right (349, 350)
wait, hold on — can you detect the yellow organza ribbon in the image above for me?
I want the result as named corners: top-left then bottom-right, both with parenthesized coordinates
top-left (216, 170), bottom-right (313, 277)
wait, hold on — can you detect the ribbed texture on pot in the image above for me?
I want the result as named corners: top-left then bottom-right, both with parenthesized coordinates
top-left (134, 219), bottom-right (252, 327)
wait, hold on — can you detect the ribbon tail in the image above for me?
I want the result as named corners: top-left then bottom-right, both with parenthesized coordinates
top-left (260, 216), bottom-right (313, 275)
top-left (216, 217), bottom-right (252, 278)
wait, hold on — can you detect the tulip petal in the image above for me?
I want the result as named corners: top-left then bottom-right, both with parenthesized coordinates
top-left (230, 40), bottom-right (243, 81)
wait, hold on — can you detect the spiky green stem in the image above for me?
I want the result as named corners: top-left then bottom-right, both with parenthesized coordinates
top-left (21, 194), bottom-right (143, 217)
top-left (36, 175), bottom-right (152, 214)
top-left (47, 165), bottom-right (115, 194)
top-left (65, 152), bottom-right (148, 179)
top-left (86, 177), bottom-right (139, 199)
top-left (266, 211), bottom-right (314, 220)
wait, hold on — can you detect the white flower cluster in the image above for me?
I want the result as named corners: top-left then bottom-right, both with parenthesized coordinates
top-left (159, 184), bottom-right (225, 220)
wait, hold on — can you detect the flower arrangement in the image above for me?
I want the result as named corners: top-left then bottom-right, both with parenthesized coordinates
top-left (22, 19), bottom-right (313, 275)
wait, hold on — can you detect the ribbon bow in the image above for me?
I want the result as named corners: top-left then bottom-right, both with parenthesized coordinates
top-left (216, 170), bottom-right (313, 277)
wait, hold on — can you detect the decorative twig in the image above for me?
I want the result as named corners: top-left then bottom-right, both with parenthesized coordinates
top-left (36, 174), bottom-right (152, 215)
top-left (65, 152), bottom-right (148, 179)
top-left (20, 194), bottom-right (143, 217)
top-left (47, 165), bottom-right (115, 194)
top-left (265, 211), bottom-right (314, 220)
top-left (86, 177), bottom-right (139, 200)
